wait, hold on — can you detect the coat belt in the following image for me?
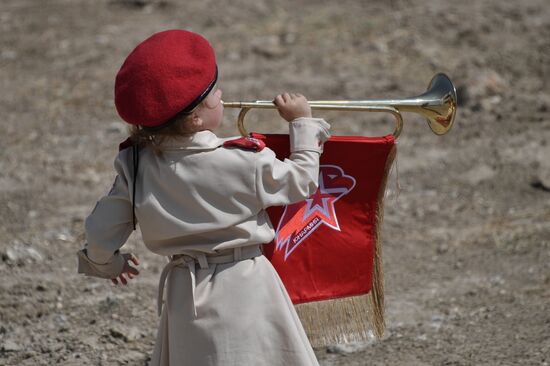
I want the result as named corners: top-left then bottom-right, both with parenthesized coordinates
top-left (157, 245), bottom-right (263, 317)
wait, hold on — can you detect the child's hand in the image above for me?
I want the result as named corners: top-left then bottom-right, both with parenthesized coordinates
top-left (273, 93), bottom-right (312, 122)
top-left (111, 253), bottom-right (140, 285)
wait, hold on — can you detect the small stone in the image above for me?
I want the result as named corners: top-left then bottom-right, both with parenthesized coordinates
top-left (461, 164), bottom-right (496, 185)
top-left (2, 339), bottom-right (22, 352)
top-left (55, 233), bottom-right (70, 241)
top-left (28, 246), bottom-right (44, 261)
top-left (2, 243), bottom-right (44, 265)
top-left (82, 335), bottom-right (100, 350)
top-left (125, 350), bottom-right (147, 361)
top-left (111, 0), bottom-right (162, 8)
top-left (1, 49), bottom-right (17, 60)
top-left (54, 314), bottom-right (68, 326)
top-left (436, 243), bottom-right (449, 254)
top-left (480, 95), bottom-right (502, 110)
top-left (109, 327), bottom-right (125, 339)
top-left (326, 341), bottom-right (369, 354)
top-left (416, 334), bottom-right (428, 341)
top-left (4, 248), bottom-right (17, 262)
top-left (532, 145), bottom-right (550, 190)
top-left (109, 325), bottom-right (142, 342)
top-left (125, 326), bottom-right (142, 342)
top-left (102, 295), bottom-right (119, 308)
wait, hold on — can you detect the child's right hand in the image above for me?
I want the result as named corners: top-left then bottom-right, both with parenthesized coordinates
top-left (111, 253), bottom-right (140, 285)
top-left (273, 93), bottom-right (312, 122)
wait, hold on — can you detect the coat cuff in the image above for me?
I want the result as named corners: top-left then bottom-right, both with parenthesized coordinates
top-left (289, 117), bottom-right (331, 153)
top-left (77, 249), bottom-right (125, 279)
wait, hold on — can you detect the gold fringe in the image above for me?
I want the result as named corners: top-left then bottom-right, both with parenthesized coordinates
top-left (296, 144), bottom-right (397, 347)
top-left (296, 295), bottom-right (370, 347)
top-left (368, 144), bottom-right (397, 339)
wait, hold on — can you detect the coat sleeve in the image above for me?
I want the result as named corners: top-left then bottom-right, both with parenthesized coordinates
top-left (255, 117), bottom-right (331, 208)
top-left (77, 150), bottom-right (134, 279)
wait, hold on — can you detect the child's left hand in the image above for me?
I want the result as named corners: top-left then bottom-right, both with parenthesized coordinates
top-left (111, 253), bottom-right (140, 285)
top-left (273, 93), bottom-right (312, 122)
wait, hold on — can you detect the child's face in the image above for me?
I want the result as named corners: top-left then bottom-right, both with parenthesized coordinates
top-left (196, 86), bottom-right (223, 131)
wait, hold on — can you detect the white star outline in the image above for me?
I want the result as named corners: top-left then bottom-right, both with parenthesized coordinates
top-left (274, 164), bottom-right (357, 260)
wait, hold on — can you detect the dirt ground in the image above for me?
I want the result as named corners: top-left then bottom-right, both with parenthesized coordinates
top-left (1, 0), bottom-right (549, 365)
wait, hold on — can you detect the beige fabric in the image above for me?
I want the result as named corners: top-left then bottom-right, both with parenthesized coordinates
top-left (76, 249), bottom-right (126, 279)
top-left (81, 117), bottom-right (330, 263)
top-left (156, 245), bottom-right (263, 317)
top-left (151, 251), bottom-right (319, 366)
top-left (78, 117), bottom-right (330, 366)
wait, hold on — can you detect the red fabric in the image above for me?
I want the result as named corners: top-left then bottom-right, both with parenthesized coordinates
top-left (223, 136), bottom-right (266, 152)
top-left (114, 29), bottom-right (217, 127)
top-left (253, 133), bottom-right (395, 304)
top-left (118, 137), bottom-right (134, 151)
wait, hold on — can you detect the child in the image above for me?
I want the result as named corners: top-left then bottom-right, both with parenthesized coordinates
top-left (77, 29), bottom-right (330, 366)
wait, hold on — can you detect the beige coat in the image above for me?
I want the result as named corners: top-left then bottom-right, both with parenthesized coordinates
top-left (77, 117), bottom-right (331, 366)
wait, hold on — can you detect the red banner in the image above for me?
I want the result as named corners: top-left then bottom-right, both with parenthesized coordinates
top-left (255, 133), bottom-right (396, 305)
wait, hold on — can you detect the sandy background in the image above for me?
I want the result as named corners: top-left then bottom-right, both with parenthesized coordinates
top-left (1, 0), bottom-right (549, 365)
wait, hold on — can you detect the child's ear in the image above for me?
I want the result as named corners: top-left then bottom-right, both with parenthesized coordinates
top-left (190, 113), bottom-right (203, 130)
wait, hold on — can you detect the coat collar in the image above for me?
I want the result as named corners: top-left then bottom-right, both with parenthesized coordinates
top-left (159, 130), bottom-right (223, 150)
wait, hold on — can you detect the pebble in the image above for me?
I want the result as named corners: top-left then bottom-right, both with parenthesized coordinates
top-left (480, 95), bottom-right (502, 110)
top-left (416, 333), bottom-right (428, 341)
top-left (326, 341), bottom-right (369, 354)
top-left (436, 243), bottom-right (449, 254)
top-left (0, 49), bottom-right (17, 60)
top-left (461, 164), bottom-right (496, 185)
top-left (44, 229), bottom-right (73, 242)
top-left (533, 145), bottom-right (550, 190)
top-left (111, 0), bottom-right (167, 9)
top-left (102, 295), bottom-right (119, 308)
top-left (81, 335), bottom-right (100, 350)
top-left (2, 339), bottom-right (22, 352)
top-left (54, 314), bottom-right (68, 328)
top-left (1, 242), bottom-right (44, 265)
top-left (109, 325), bottom-right (142, 342)
top-left (125, 349), bottom-right (147, 361)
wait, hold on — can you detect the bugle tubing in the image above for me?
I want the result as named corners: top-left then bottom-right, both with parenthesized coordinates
top-left (222, 73), bottom-right (457, 139)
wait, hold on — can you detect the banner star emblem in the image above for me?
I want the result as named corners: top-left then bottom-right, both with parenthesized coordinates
top-left (274, 165), bottom-right (356, 260)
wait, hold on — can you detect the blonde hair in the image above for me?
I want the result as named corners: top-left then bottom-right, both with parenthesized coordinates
top-left (128, 107), bottom-right (201, 155)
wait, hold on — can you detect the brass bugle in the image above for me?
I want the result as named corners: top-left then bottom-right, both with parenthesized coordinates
top-left (222, 73), bottom-right (457, 139)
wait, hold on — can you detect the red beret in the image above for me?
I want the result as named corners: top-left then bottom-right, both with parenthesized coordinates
top-left (114, 29), bottom-right (217, 127)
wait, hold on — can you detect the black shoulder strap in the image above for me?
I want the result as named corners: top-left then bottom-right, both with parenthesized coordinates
top-left (131, 144), bottom-right (139, 231)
